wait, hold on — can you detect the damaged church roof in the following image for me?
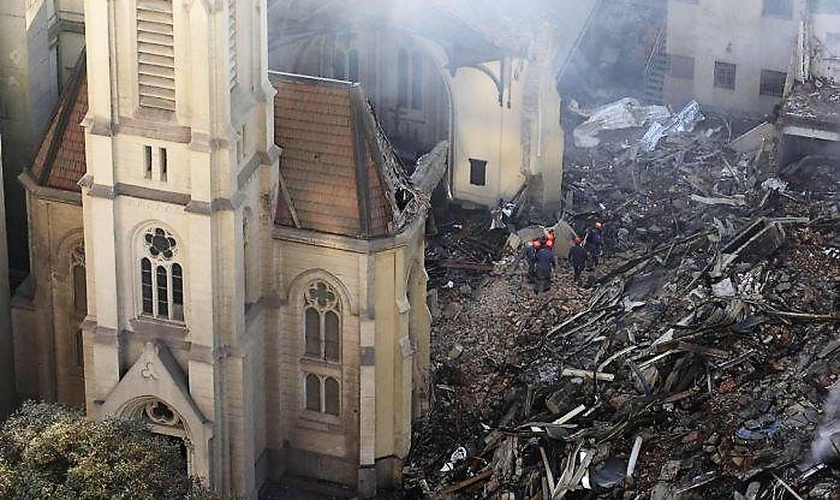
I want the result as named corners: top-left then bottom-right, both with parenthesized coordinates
top-left (270, 72), bottom-right (425, 239)
top-left (24, 54), bottom-right (87, 194)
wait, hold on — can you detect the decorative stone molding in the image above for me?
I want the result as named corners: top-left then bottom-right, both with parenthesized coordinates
top-left (99, 342), bottom-right (213, 481)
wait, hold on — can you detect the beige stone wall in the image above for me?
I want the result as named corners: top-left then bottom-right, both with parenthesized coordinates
top-left (270, 239), bottom-right (362, 484)
top-left (268, 217), bottom-right (428, 493)
top-left (10, 191), bottom-right (85, 406)
top-left (449, 54), bottom-right (565, 206)
top-left (664, 0), bottom-right (801, 116)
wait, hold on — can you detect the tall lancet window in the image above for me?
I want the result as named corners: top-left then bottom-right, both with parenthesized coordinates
top-left (301, 280), bottom-right (341, 417)
top-left (140, 227), bottom-right (184, 321)
top-left (137, 0), bottom-right (176, 111)
top-left (71, 244), bottom-right (87, 314)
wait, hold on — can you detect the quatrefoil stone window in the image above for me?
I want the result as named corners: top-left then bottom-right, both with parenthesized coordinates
top-left (144, 400), bottom-right (181, 427)
top-left (306, 281), bottom-right (337, 309)
top-left (144, 227), bottom-right (178, 260)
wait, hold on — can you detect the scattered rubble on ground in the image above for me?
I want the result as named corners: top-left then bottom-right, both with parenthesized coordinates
top-left (406, 109), bottom-right (839, 500)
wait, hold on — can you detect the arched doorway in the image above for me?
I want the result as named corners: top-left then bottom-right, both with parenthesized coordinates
top-left (121, 397), bottom-right (194, 476)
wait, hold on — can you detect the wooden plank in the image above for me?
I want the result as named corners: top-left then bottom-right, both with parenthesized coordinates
top-left (441, 469), bottom-right (493, 496)
top-left (562, 368), bottom-right (615, 381)
top-left (656, 341), bottom-right (730, 359)
top-left (440, 260), bottom-right (495, 271)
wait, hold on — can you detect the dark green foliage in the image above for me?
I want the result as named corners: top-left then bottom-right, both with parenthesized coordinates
top-left (0, 401), bottom-right (224, 500)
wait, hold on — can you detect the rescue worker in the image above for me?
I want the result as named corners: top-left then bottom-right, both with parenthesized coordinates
top-left (569, 236), bottom-right (587, 284)
top-left (586, 221), bottom-right (604, 269)
top-left (524, 239), bottom-right (539, 283)
top-left (534, 238), bottom-right (555, 293)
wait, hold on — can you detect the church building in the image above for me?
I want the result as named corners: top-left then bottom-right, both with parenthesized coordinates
top-left (10, 0), bottom-right (434, 497)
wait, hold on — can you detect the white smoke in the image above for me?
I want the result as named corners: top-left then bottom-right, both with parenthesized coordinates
top-left (805, 382), bottom-right (840, 469)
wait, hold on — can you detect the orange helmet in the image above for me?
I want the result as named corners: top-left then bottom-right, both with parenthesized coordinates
top-left (595, 222), bottom-right (603, 229)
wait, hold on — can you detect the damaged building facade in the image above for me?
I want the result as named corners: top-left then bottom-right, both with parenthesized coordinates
top-left (267, 0), bottom-right (570, 207)
top-left (8, 0), bottom-right (436, 497)
top-left (663, 0), bottom-right (801, 116)
top-left (664, 0), bottom-right (840, 118)
top-left (777, 0), bottom-right (840, 165)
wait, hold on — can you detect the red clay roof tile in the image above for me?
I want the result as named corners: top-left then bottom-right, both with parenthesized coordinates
top-left (270, 72), bottom-right (398, 238)
top-left (27, 57), bottom-right (87, 193)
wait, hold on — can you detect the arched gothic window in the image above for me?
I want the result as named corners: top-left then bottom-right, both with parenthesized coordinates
top-left (301, 280), bottom-right (342, 417)
top-left (304, 373), bottom-right (340, 416)
top-left (411, 50), bottom-right (423, 110)
top-left (140, 227), bottom-right (184, 321)
top-left (71, 244), bottom-right (87, 314)
top-left (397, 49), bottom-right (409, 108)
top-left (303, 281), bottom-right (340, 362)
top-left (398, 48), bottom-right (423, 110)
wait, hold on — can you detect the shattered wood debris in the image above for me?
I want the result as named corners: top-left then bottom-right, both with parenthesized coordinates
top-left (407, 109), bottom-right (840, 499)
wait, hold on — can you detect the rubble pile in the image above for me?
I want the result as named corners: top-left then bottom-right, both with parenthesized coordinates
top-left (779, 82), bottom-right (840, 125)
top-left (406, 119), bottom-right (839, 499)
top-left (425, 208), bottom-right (512, 289)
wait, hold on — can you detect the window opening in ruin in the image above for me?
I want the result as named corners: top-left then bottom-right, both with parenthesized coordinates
top-left (469, 158), bottom-right (487, 186)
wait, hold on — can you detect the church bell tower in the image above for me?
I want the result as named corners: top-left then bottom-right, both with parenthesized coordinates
top-left (80, 0), bottom-right (279, 495)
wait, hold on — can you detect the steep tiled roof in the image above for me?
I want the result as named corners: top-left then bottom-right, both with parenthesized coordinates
top-left (28, 56), bottom-right (87, 193)
top-left (270, 72), bottom-right (397, 238)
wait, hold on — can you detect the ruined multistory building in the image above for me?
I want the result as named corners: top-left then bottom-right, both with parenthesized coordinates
top-left (664, 0), bottom-right (840, 118)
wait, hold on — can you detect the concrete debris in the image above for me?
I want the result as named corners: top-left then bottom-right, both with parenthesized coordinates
top-left (728, 122), bottom-right (776, 154)
top-left (406, 108), bottom-right (839, 500)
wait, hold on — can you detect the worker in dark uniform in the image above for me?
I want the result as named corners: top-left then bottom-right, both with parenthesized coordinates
top-left (524, 240), bottom-right (539, 283)
top-left (586, 221), bottom-right (603, 269)
top-left (569, 236), bottom-right (587, 285)
top-left (534, 238), bottom-right (555, 293)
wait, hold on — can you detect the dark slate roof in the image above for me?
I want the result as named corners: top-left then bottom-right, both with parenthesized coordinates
top-left (27, 55), bottom-right (88, 192)
top-left (270, 72), bottom-right (398, 238)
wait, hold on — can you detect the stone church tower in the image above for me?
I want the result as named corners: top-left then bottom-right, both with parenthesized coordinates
top-left (79, 0), bottom-right (279, 495)
top-left (8, 0), bottom-right (434, 497)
